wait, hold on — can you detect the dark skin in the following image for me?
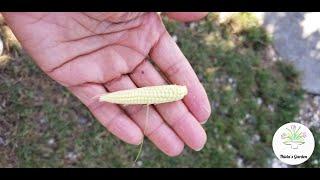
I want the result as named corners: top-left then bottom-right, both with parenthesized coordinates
top-left (3, 12), bottom-right (211, 156)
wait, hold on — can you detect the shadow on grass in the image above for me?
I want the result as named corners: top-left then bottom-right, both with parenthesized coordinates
top-left (0, 12), bottom-right (317, 167)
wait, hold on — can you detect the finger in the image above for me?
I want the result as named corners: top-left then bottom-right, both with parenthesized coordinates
top-left (104, 75), bottom-right (184, 156)
top-left (150, 31), bottom-right (211, 123)
top-left (68, 83), bottom-right (143, 145)
top-left (130, 60), bottom-right (207, 151)
top-left (164, 12), bottom-right (208, 22)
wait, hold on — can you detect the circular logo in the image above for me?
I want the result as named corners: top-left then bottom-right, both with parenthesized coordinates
top-left (272, 122), bottom-right (315, 165)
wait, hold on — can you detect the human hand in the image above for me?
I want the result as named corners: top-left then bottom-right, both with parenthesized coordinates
top-left (3, 12), bottom-right (211, 156)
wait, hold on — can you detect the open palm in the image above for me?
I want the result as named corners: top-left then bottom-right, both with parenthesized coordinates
top-left (3, 12), bottom-right (211, 156)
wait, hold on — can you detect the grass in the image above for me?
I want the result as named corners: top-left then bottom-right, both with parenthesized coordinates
top-left (0, 12), bottom-right (318, 167)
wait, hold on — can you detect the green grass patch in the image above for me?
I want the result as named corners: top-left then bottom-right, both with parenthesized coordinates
top-left (0, 12), bottom-right (316, 167)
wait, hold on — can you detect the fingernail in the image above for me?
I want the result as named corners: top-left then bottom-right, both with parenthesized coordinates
top-left (203, 105), bottom-right (211, 115)
top-left (200, 119), bottom-right (208, 125)
top-left (199, 105), bottom-right (211, 124)
top-left (195, 144), bottom-right (205, 151)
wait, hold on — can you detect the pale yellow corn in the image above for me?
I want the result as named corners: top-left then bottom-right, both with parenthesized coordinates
top-left (99, 85), bottom-right (188, 105)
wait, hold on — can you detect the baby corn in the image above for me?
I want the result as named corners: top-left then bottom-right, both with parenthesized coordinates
top-left (99, 85), bottom-right (188, 105)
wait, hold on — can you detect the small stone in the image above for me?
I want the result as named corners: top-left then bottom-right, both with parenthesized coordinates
top-left (78, 116), bottom-right (88, 125)
top-left (39, 117), bottom-right (48, 124)
top-left (236, 157), bottom-right (244, 167)
top-left (268, 104), bottom-right (275, 112)
top-left (299, 109), bottom-right (304, 116)
top-left (294, 116), bottom-right (301, 121)
top-left (312, 114), bottom-right (319, 122)
top-left (1, 99), bottom-right (6, 108)
top-left (312, 159), bottom-right (319, 165)
top-left (228, 78), bottom-right (234, 84)
top-left (313, 96), bottom-right (320, 106)
top-left (306, 104), bottom-right (312, 113)
top-left (172, 35), bottom-right (178, 43)
top-left (0, 137), bottom-right (5, 146)
top-left (256, 97), bottom-right (263, 106)
top-left (252, 134), bottom-right (261, 143)
top-left (189, 22), bottom-right (197, 29)
top-left (226, 144), bottom-right (233, 149)
top-left (271, 158), bottom-right (288, 168)
top-left (47, 138), bottom-right (55, 146)
top-left (136, 161), bottom-right (143, 167)
top-left (211, 101), bottom-right (220, 109)
top-left (66, 152), bottom-right (78, 162)
top-left (307, 112), bottom-right (314, 118)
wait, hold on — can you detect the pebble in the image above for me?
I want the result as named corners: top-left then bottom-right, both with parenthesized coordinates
top-left (47, 138), bottom-right (55, 146)
top-left (172, 35), bottom-right (178, 43)
top-left (78, 116), bottom-right (88, 125)
top-left (268, 104), bottom-right (275, 112)
top-left (312, 114), bottom-right (319, 122)
top-left (211, 101), bottom-right (220, 109)
top-left (296, 93), bottom-right (320, 130)
top-left (136, 161), bottom-right (143, 167)
top-left (312, 159), bottom-right (319, 165)
top-left (256, 98), bottom-right (263, 106)
top-left (66, 152), bottom-right (78, 162)
top-left (306, 112), bottom-right (313, 118)
top-left (313, 96), bottom-right (320, 106)
top-left (228, 78), bottom-right (234, 84)
top-left (270, 158), bottom-right (288, 168)
top-left (39, 117), bottom-right (48, 124)
top-left (226, 144), bottom-right (233, 150)
top-left (252, 134), bottom-right (261, 142)
top-left (236, 157), bottom-right (244, 167)
top-left (299, 109), bottom-right (304, 116)
top-left (0, 137), bottom-right (5, 146)
top-left (189, 22), bottom-right (197, 29)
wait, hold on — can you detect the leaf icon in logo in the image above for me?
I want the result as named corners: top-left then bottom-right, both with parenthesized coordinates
top-left (282, 125), bottom-right (305, 149)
